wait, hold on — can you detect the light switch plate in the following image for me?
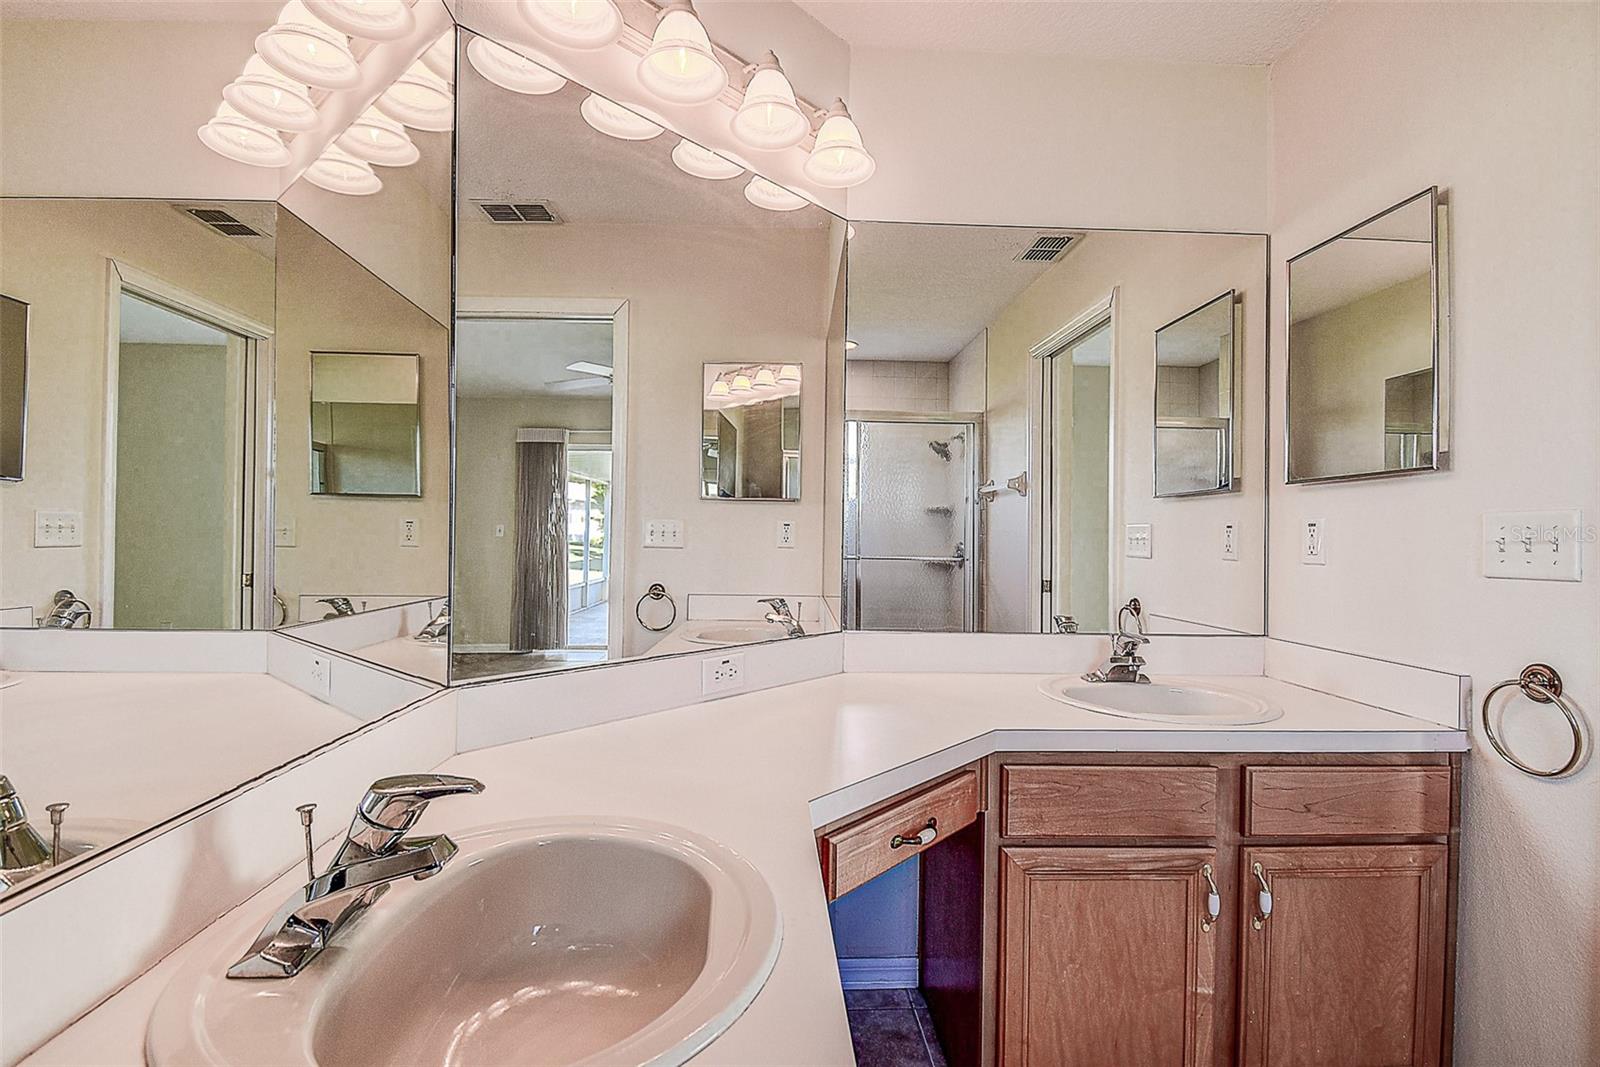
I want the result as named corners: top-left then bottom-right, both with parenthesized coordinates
top-left (1301, 520), bottom-right (1326, 565)
top-left (398, 518), bottom-right (421, 548)
top-left (34, 510), bottom-right (83, 548)
top-left (1125, 524), bottom-right (1152, 559)
top-left (1221, 523), bottom-right (1238, 561)
top-left (274, 517), bottom-right (297, 548)
top-left (1482, 510), bottom-right (1583, 581)
top-left (494, 524), bottom-right (506, 539)
top-left (702, 652), bottom-right (745, 695)
top-left (776, 520), bottom-right (797, 548)
top-left (645, 519), bottom-right (685, 548)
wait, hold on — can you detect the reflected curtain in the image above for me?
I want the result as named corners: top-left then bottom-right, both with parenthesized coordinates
top-left (510, 429), bottom-right (568, 652)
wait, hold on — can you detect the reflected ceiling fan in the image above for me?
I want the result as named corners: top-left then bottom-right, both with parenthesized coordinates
top-left (542, 361), bottom-right (614, 394)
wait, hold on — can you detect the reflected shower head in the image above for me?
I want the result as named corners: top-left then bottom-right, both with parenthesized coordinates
top-left (929, 440), bottom-right (952, 461)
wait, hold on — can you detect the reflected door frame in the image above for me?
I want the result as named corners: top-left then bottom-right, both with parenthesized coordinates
top-left (102, 260), bottom-right (275, 629)
top-left (1029, 288), bottom-right (1119, 634)
top-left (455, 297), bottom-right (630, 659)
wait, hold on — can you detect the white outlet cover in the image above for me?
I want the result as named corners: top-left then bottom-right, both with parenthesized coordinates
top-left (307, 654), bottom-right (332, 698)
top-left (1221, 523), bottom-right (1238, 562)
top-left (1125, 524), bottom-right (1152, 559)
top-left (398, 518), bottom-right (421, 548)
top-left (494, 524), bottom-right (506, 538)
top-left (1301, 520), bottom-right (1326, 565)
top-left (1482, 509), bottom-right (1583, 581)
top-left (776, 520), bottom-right (797, 548)
top-left (702, 652), bottom-right (746, 695)
top-left (274, 517), bottom-right (297, 548)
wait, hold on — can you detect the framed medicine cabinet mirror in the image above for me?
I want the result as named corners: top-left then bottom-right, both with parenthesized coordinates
top-left (701, 362), bottom-right (803, 500)
top-left (1154, 291), bottom-right (1240, 497)
top-left (1286, 187), bottom-right (1450, 483)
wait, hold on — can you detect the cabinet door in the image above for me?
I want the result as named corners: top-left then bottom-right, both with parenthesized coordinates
top-left (1239, 845), bottom-right (1449, 1067)
top-left (999, 847), bottom-right (1218, 1066)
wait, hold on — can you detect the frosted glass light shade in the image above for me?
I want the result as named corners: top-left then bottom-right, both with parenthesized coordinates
top-left (517, 0), bottom-right (623, 50)
top-left (336, 108), bottom-right (419, 166)
top-left (466, 36), bottom-right (566, 95)
top-left (198, 104), bottom-right (291, 168)
top-left (709, 379), bottom-right (731, 398)
top-left (304, 0), bottom-right (415, 41)
top-left (753, 366), bottom-right (778, 390)
top-left (376, 63), bottom-right (454, 131)
top-left (223, 57), bottom-right (318, 133)
top-left (744, 175), bottom-right (808, 212)
top-left (420, 30), bottom-right (456, 81)
top-left (730, 372), bottom-right (754, 394)
top-left (671, 139), bottom-right (743, 180)
top-left (580, 94), bottom-right (663, 140)
top-left (256, 1), bottom-right (360, 90)
top-left (778, 364), bottom-right (801, 384)
top-left (638, 1), bottom-right (726, 104)
top-left (804, 101), bottom-right (876, 188)
top-left (731, 53), bottom-right (807, 150)
top-left (304, 144), bottom-right (383, 195)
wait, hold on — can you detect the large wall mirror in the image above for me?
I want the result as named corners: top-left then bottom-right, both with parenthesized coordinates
top-left (844, 222), bottom-right (1267, 636)
top-left (1, 294), bottom-right (28, 481)
top-left (1287, 187), bottom-right (1449, 482)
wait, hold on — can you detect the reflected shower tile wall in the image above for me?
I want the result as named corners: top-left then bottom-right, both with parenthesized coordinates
top-left (847, 360), bottom-right (950, 413)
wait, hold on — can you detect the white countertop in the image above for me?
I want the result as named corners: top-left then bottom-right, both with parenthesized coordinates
top-left (24, 671), bottom-right (1465, 1067)
top-left (351, 636), bottom-right (448, 683)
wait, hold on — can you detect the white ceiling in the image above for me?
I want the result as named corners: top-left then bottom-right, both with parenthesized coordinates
top-left (1157, 295), bottom-right (1233, 366)
top-left (794, 1), bottom-right (1331, 65)
top-left (1291, 239), bottom-right (1431, 322)
top-left (119, 293), bottom-right (228, 345)
top-left (846, 222), bottom-right (1061, 361)
top-left (455, 317), bottom-right (615, 398)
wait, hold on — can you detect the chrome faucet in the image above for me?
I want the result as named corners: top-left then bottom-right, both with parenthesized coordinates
top-left (758, 597), bottom-right (805, 638)
top-left (316, 597), bottom-right (356, 619)
top-left (227, 773), bottom-right (484, 979)
top-left (0, 776), bottom-right (52, 887)
top-left (41, 590), bottom-right (91, 629)
top-left (1083, 598), bottom-right (1151, 684)
top-left (414, 606), bottom-right (450, 643)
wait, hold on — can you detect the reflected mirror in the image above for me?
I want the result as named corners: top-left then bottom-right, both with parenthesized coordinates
top-left (702, 363), bottom-right (802, 500)
top-left (1, 294), bottom-right (27, 481)
top-left (1287, 188), bottom-right (1447, 482)
top-left (1154, 291), bottom-right (1238, 497)
top-left (309, 351), bottom-right (423, 497)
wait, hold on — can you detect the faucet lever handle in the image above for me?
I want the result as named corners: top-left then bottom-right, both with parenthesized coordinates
top-left (357, 774), bottom-right (485, 830)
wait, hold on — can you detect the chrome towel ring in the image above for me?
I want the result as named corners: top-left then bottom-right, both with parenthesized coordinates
top-left (1481, 663), bottom-right (1587, 779)
top-left (635, 583), bottom-right (677, 633)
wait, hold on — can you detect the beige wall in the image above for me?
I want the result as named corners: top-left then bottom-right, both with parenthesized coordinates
top-left (0, 199), bottom-right (274, 622)
top-left (272, 211), bottom-right (449, 621)
top-left (947, 331), bottom-right (987, 413)
top-left (1269, 5), bottom-right (1599, 1061)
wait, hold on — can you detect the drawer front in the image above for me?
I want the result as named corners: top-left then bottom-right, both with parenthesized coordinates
top-left (1001, 765), bottom-right (1219, 838)
top-left (820, 770), bottom-right (980, 899)
top-left (1244, 766), bottom-right (1452, 837)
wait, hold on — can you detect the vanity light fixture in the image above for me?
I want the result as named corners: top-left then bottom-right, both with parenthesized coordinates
top-left (744, 175), bottom-right (808, 212)
top-left (731, 52), bottom-right (808, 151)
top-left (844, 339), bottom-right (858, 351)
top-left (466, 36), bottom-right (567, 95)
top-left (803, 99), bottom-right (875, 188)
top-left (753, 366), bottom-right (778, 390)
top-left (580, 93), bottom-right (664, 140)
top-left (778, 363), bottom-right (801, 384)
top-left (518, 0), bottom-right (623, 51)
top-left (730, 371), bottom-right (754, 394)
top-left (255, 1), bottom-right (361, 91)
top-left (222, 56), bottom-right (319, 133)
top-left (847, 223), bottom-right (857, 240)
top-left (336, 107), bottom-right (420, 166)
top-left (197, 103), bottom-right (292, 168)
top-left (304, 144), bottom-right (384, 195)
top-left (638, 0), bottom-right (727, 105)
top-left (303, 0), bottom-right (415, 41)
top-left (708, 379), bottom-right (732, 399)
top-left (671, 138), bottom-right (743, 180)
top-left (419, 29), bottom-right (456, 81)
top-left (376, 62), bottom-right (454, 131)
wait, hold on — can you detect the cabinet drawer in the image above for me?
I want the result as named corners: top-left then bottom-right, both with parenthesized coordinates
top-left (1001, 765), bottom-right (1218, 838)
top-left (818, 770), bottom-right (979, 899)
top-left (1244, 765), bottom-right (1451, 837)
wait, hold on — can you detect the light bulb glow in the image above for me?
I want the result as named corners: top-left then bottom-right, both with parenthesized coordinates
top-left (517, 0), bottom-right (623, 50)
top-left (466, 36), bottom-right (567, 95)
top-left (731, 56), bottom-right (807, 150)
top-left (730, 373), bottom-right (754, 394)
top-left (198, 104), bottom-right (291, 168)
top-left (336, 108), bottom-right (419, 166)
top-left (376, 63), bottom-right (454, 131)
top-left (753, 366), bottom-right (778, 390)
top-left (778, 364), bottom-right (801, 384)
top-left (222, 60), bottom-right (317, 132)
top-left (671, 139), bottom-right (743, 180)
top-left (709, 380), bottom-right (732, 398)
top-left (744, 175), bottom-right (809, 212)
top-left (579, 93), bottom-right (664, 140)
top-left (304, 144), bottom-right (383, 195)
top-left (304, 0), bottom-right (415, 41)
top-left (638, 3), bottom-right (726, 104)
top-left (256, 1), bottom-right (360, 90)
top-left (804, 104), bottom-right (876, 187)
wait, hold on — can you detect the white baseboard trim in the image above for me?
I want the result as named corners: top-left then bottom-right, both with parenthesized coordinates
top-left (837, 956), bottom-right (919, 989)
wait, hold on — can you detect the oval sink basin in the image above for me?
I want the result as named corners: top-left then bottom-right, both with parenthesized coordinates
top-left (147, 820), bottom-right (781, 1067)
top-left (1040, 677), bottom-right (1283, 725)
top-left (685, 623), bottom-right (789, 646)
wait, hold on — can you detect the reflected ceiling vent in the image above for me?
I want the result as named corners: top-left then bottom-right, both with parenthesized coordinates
top-left (183, 207), bottom-right (263, 238)
top-left (1014, 233), bottom-right (1078, 263)
top-left (476, 200), bottom-right (562, 224)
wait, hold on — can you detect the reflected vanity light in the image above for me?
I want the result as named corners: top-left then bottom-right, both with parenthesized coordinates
top-left (753, 366), bottom-right (778, 390)
top-left (638, 0), bottom-right (727, 105)
top-left (304, 0), bottom-right (415, 41)
top-left (731, 52), bottom-right (808, 150)
top-left (336, 107), bottom-right (419, 166)
top-left (580, 93), bottom-right (664, 140)
top-left (804, 99), bottom-right (875, 188)
top-left (304, 144), bottom-right (384, 195)
top-left (222, 56), bottom-right (318, 133)
top-left (778, 363), bottom-right (801, 384)
top-left (420, 29), bottom-right (456, 81)
top-left (744, 175), bottom-right (808, 212)
top-left (730, 372), bottom-right (754, 394)
top-left (197, 103), bottom-right (291, 167)
top-left (671, 138), bottom-right (743, 180)
top-left (256, 1), bottom-right (361, 90)
top-left (844, 339), bottom-right (857, 350)
top-left (709, 379), bottom-right (732, 398)
top-left (376, 62), bottom-right (454, 131)
top-left (518, 0), bottom-right (623, 51)
top-left (466, 36), bottom-right (567, 95)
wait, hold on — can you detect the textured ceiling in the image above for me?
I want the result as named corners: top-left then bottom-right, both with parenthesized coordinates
top-left (793, 1), bottom-right (1331, 65)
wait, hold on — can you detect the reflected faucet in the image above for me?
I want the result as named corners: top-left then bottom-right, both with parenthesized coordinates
top-left (0, 777), bottom-right (55, 888)
top-left (758, 598), bottom-right (805, 638)
top-left (1083, 598), bottom-right (1151, 684)
top-left (41, 590), bottom-right (91, 629)
top-left (316, 597), bottom-right (356, 619)
top-left (414, 606), bottom-right (450, 643)
top-left (228, 774), bottom-right (484, 979)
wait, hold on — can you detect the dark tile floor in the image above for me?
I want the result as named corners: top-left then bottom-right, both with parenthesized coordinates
top-left (845, 988), bottom-right (948, 1067)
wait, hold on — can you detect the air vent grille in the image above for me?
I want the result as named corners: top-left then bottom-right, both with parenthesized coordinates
top-left (186, 208), bottom-right (262, 238)
top-left (476, 201), bottom-right (562, 224)
top-left (1015, 234), bottom-right (1075, 263)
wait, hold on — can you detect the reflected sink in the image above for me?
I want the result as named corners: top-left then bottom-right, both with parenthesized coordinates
top-left (1040, 677), bottom-right (1283, 725)
top-left (685, 623), bottom-right (791, 646)
top-left (147, 820), bottom-right (782, 1067)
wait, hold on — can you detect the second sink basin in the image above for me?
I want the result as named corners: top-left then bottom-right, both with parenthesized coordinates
top-left (685, 623), bottom-right (791, 646)
top-left (1040, 677), bottom-right (1283, 725)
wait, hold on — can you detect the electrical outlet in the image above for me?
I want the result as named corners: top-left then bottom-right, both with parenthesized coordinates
top-left (274, 517), bottom-right (297, 548)
top-left (398, 518), bottom-right (421, 548)
top-left (1482, 509), bottom-right (1583, 581)
top-left (1125, 524), bottom-right (1152, 559)
top-left (307, 654), bottom-right (332, 698)
top-left (1301, 520), bottom-right (1326, 565)
top-left (494, 524), bottom-right (506, 538)
top-left (1221, 523), bottom-right (1238, 561)
top-left (702, 652), bottom-right (746, 695)
top-left (33, 510), bottom-right (83, 548)
top-left (776, 520), bottom-right (797, 548)
top-left (645, 519), bottom-right (685, 548)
